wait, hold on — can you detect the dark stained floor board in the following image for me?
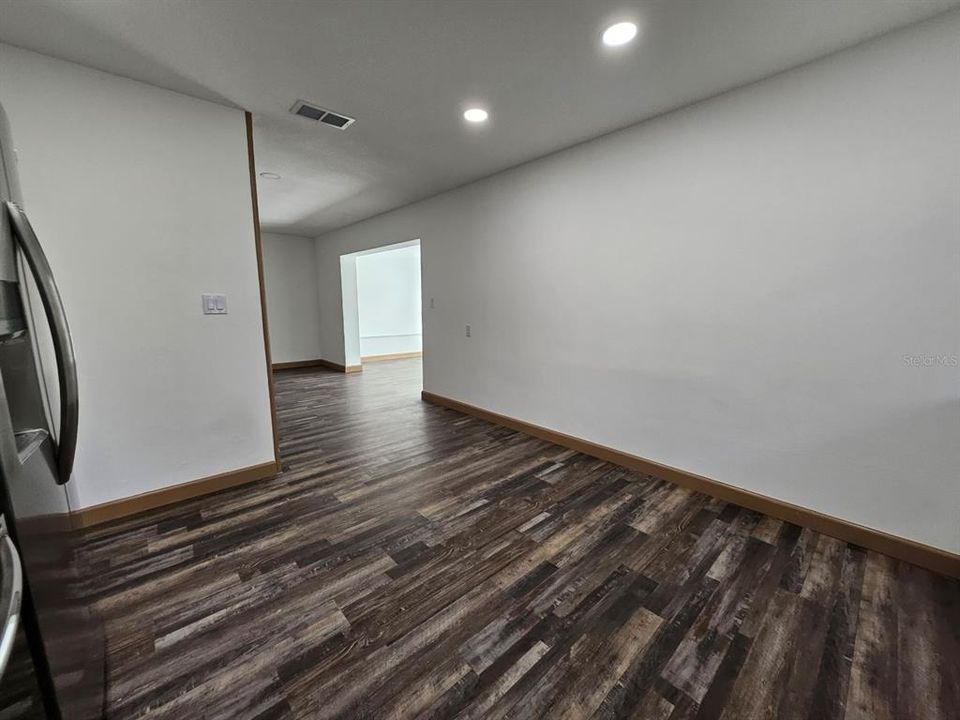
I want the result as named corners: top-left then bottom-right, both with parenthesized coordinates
top-left (79, 358), bottom-right (960, 719)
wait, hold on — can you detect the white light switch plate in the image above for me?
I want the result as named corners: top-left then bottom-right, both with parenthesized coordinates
top-left (202, 293), bottom-right (227, 315)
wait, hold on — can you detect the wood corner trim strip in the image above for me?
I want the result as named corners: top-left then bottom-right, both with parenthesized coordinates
top-left (72, 461), bottom-right (280, 528)
top-left (420, 390), bottom-right (959, 579)
top-left (245, 111), bottom-right (281, 467)
top-left (360, 351), bottom-right (423, 363)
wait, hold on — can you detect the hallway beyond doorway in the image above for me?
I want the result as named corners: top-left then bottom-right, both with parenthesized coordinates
top-left (339, 239), bottom-right (422, 371)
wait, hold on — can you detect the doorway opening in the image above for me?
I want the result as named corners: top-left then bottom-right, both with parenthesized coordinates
top-left (339, 239), bottom-right (422, 378)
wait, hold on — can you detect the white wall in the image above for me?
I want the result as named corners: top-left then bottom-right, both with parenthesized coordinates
top-left (314, 12), bottom-right (960, 553)
top-left (339, 254), bottom-right (361, 367)
top-left (262, 232), bottom-right (322, 363)
top-left (0, 44), bottom-right (276, 508)
top-left (356, 244), bottom-right (422, 357)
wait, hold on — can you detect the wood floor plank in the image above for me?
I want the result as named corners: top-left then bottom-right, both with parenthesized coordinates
top-left (847, 552), bottom-right (900, 720)
top-left (545, 599), bottom-right (661, 719)
top-left (716, 589), bottom-right (810, 720)
top-left (74, 359), bottom-right (959, 720)
top-left (803, 543), bottom-right (868, 720)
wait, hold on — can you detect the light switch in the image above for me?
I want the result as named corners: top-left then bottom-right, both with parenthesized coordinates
top-left (202, 293), bottom-right (228, 315)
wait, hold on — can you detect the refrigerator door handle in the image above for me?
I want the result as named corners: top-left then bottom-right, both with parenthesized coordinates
top-left (0, 516), bottom-right (23, 679)
top-left (4, 201), bottom-right (79, 485)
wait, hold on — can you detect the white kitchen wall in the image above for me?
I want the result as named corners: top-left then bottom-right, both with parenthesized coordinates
top-left (262, 232), bottom-right (322, 363)
top-left (314, 12), bottom-right (960, 553)
top-left (0, 43), bottom-right (276, 508)
top-left (356, 244), bottom-right (422, 357)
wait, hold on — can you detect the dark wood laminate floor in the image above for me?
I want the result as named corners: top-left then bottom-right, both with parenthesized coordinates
top-left (81, 358), bottom-right (959, 720)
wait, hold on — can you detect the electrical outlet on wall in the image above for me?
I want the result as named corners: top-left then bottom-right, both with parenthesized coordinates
top-left (201, 293), bottom-right (227, 315)
top-left (465, 324), bottom-right (471, 338)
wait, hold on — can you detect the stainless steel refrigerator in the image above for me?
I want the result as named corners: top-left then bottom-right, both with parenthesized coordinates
top-left (0, 102), bottom-right (106, 718)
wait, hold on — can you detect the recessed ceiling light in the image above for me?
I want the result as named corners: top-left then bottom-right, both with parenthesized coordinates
top-left (602, 21), bottom-right (638, 47)
top-left (259, 172), bottom-right (281, 180)
top-left (463, 108), bottom-right (489, 123)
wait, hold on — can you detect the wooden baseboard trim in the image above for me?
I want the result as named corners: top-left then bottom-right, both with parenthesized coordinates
top-left (273, 359), bottom-right (327, 370)
top-left (72, 461), bottom-right (280, 528)
top-left (361, 351), bottom-right (423, 363)
top-left (272, 359), bottom-right (363, 373)
top-left (421, 390), bottom-right (959, 579)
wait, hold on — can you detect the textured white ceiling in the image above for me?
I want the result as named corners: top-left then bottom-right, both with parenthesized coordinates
top-left (1, 0), bottom-right (957, 236)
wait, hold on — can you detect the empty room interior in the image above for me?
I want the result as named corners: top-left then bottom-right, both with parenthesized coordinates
top-left (0, 1), bottom-right (957, 718)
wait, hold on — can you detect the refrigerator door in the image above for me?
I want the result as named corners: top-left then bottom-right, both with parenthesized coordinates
top-left (0, 103), bottom-right (105, 719)
top-left (4, 203), bottom-right (78, 487)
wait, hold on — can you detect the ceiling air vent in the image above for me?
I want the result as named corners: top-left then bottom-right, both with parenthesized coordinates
top-left (290, 100), bottom-right (355, 129)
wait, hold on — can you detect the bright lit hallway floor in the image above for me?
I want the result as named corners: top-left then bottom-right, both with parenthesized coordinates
top-left (80, 357), bottom-right (959, 719)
